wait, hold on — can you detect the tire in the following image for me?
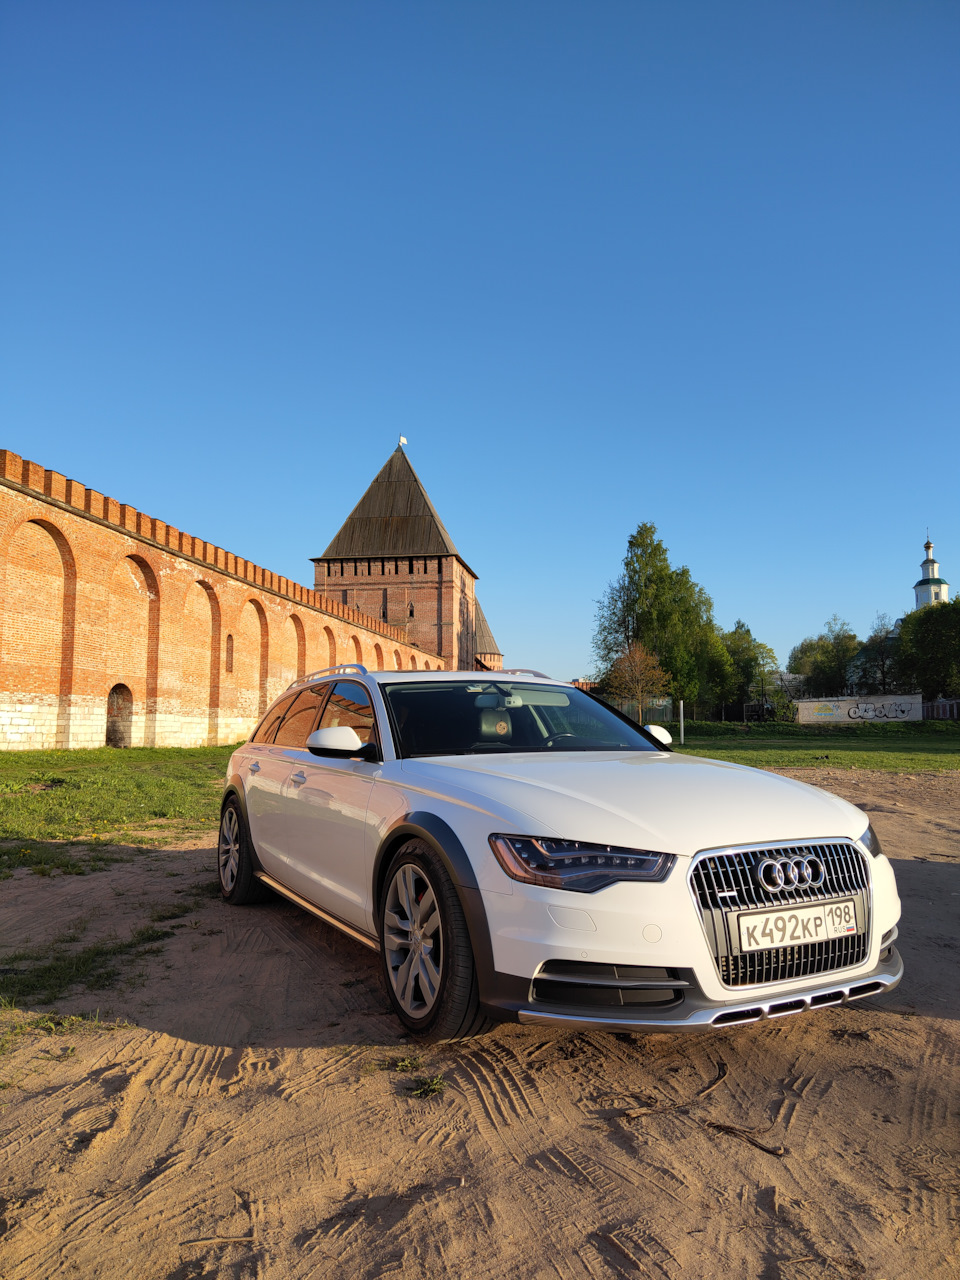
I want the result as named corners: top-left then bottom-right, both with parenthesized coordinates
top-left (378, 840), bottom-right (493, 1042)
top-left (218, 796), bottom-right (270, 905)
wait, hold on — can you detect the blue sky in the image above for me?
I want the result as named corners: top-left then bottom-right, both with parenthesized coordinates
top-left (2, 2), bottom-right (957, 679)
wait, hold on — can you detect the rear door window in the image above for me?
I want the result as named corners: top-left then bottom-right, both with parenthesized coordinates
top-left (273, 686), bottom-right (330, 748)
top-left (250, 692), bottom-right (298, 743)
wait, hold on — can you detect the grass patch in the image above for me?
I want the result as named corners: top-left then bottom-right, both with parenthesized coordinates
top-left (149, 902), bottom-right (196, 923)
top-left (0, 925), bottom-right (174, 1006)
top-left (0, 1003), bottom-right (130, 1056)
top-left (361, 1051), bottom-right (427, 1077)
top-left (148, 880), bottom-right (219, 923)
top-left (0, 744), bottom-right (238, 853)
top-left (407, 1073), bottom-right (446, 1098)
top-left (667, 720), bottom-right (960, 740)
top-left (677, 734), bottom-right (960, 772)
top-left (393, 1053), bottom-right (425, 1073)
top-left (0, 840), bottom-right (133, 880)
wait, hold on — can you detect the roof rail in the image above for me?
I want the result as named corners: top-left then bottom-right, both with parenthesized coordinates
top-left (500, 668), bottom-right (553, 680)
top-left (286, 664), bottom-right (368, 691)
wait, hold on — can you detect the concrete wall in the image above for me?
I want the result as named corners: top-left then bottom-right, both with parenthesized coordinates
top-left (795, 697), bottom-right (923, 724)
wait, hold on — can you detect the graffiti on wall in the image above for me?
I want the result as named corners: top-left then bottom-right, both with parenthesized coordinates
top-left (797, 697), bottom-right (923, 724)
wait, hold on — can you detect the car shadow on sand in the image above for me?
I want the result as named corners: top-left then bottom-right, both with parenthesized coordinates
top-left (871, 856), bottom-right (960, 1022)
top-left (2, 843), bottom-right (957, 1050)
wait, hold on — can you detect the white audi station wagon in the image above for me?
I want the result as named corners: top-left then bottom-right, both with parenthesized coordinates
top-left (218, 666), bottom-right (903, 1040)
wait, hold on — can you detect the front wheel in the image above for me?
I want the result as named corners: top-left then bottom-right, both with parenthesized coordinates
top-left (378, 840), bottom-right (493, 1042)
top-left (218, 796), bottom-right (269, 905)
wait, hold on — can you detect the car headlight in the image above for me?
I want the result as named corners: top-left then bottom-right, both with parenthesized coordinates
top-left (488, 835), bottom-right (675, 893)
top-left (859, 823), bottom-right (884, 858)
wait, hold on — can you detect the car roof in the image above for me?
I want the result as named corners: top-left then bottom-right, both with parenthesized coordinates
top-left (369, 669), bottom-right (563, 684)
top-left (286, 666), bottom-right (568, 693)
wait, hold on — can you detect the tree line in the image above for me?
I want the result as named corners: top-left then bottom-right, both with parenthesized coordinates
top-left (592, 523), bottom-right (782, 718)
top-left (593, 523), bottom-right (960, 716)
top-left (788, 604), bottom-right (960, 700)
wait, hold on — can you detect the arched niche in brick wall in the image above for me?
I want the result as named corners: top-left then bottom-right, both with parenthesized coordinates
top-left (0, 518), bottom-right (77, 748)
top-left (181, 580), bottom-right (221, 747)
top-left (350, 634), bottom-right (363, 665)
top-left (106, 683), bottom-right (133, 748)
top-left (373, 642), bottom-right (384, 670)
top-left (105, 554), bottom-right (160, 748)
top-left (280, 614), bottom-right (306, 690)
top-left (234, 598), bottom-right (269, 722)
top-left (394, 649), bottom-right (402, 670)
top-left (323, 626), bottom-right (336, 669)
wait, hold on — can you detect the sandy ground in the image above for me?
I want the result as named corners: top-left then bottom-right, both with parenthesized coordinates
top-left (0, 768), bottom-right (958, 1280)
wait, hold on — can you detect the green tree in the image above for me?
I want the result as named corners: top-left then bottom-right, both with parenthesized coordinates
top-left (594, 525), bottom-right (776, 715)
top-left (896, 599), bottom-right (960, 699)
top-left (593, 523), bottom-right (716, 706)
top-left (720, 620), bottom-right (779, 708)
top-left (701, 629), bottom-right (738, 710)
top-left (788, 616), bottom-right (860, 697)
top-left (853, 613), bottom-right (901, 695)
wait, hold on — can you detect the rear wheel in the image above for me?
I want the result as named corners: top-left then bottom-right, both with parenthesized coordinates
top-left (218, 797), bottom-right (269, 905)
top-left (379, 840), bottom-right (493, 1041)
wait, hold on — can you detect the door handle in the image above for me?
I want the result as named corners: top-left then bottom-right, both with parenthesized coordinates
top-left (249, 761), bottom-right (261, 774)
top-left (290, 771), bottom-right (307, 785)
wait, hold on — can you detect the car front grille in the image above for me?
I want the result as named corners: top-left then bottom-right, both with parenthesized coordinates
top-left (717, 933), bottom-right (868, 986)
top-left (689, 842), bottom-right (871, 989)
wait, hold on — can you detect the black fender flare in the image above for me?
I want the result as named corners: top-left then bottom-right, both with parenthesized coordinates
top-left (220, 776), bottom-right (265, 874)
top-left (373, 812), bottom-right (498, 1009)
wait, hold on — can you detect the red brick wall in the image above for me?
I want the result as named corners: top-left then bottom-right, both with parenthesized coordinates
top-left (314, 554), bottom-right (480, 670)
top-left (0, 450), bottom-right (441, 750)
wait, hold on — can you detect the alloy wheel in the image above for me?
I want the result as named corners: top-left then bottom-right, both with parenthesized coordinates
top-left (383, 863), bottom-right (443, 1017)
top-left (219, 806), bottom-right (240, 893)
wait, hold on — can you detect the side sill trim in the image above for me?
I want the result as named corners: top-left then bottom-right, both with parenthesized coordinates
top-left (257, 873), bottom-right (380, 952)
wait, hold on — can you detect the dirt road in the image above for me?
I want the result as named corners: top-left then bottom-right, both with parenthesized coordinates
top-left (1, 769), bottom-right (958, 1279)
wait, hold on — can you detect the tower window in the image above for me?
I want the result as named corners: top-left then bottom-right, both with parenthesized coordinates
top-left (225, 634), bottom-right (234, 672)
top-left (408, 603), bottom-right (415, 618)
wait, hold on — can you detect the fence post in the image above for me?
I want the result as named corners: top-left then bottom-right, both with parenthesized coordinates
top-left (679, 700), bottom-right (685, 746)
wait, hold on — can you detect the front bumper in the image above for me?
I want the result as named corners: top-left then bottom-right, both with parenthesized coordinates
top-left (478, 946), bottom-right (903, 1033)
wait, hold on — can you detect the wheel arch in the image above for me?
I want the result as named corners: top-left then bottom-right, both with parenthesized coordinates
top-left (373, 813), bottom-right (477, 906)
top-left (220, 777), bottom-right (265, 874)
top-left (373, 813), bottom-right (498, 1010)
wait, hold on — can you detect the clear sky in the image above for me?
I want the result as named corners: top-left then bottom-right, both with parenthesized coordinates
top-left (2, 2), bottom-right (957, 679)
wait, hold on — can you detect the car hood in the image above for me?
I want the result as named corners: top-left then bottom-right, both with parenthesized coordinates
top-left (398, 751), bottom-right (867, 856)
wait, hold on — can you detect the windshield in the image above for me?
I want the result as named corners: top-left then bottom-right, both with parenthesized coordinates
top-left (381, 680), bottom-right (659, 757)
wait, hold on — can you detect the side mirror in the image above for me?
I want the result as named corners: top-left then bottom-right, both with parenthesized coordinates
top-left (306, 727), bottom-right (380, 760)
top-left (644, 724), bottom-right (673, 748)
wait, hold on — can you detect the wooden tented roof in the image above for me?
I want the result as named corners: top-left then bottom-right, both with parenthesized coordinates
top-left (314, 447), bottom-right (473, 572)
top-left (474, 601), bottom-right (501, 656)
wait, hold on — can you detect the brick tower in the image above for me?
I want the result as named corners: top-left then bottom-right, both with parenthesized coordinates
top-left (311, 446), bottom-right (501, 670)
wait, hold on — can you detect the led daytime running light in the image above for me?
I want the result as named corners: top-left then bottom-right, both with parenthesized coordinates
top-left (489, 835), bottom-right (674, 893)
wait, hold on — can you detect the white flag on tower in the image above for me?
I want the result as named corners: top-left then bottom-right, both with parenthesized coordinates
top-left (398, 435), bottom-right (408, 445)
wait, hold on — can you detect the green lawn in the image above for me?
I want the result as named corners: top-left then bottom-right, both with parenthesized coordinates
top-left (0, 745), bottom-right (236, 874)
top-left (0, 729), bottom-right (957, 878)
top-left (674, 722), bottom-right (960, 772)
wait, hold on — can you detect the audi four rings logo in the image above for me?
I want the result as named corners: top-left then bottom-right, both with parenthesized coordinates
top-left (755, 856), bottom-right (825, 892)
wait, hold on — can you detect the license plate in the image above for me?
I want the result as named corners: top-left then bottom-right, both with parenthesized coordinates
top-left (738, 899), bottom-right (859, 952)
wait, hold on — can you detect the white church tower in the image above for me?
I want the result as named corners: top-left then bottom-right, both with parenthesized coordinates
top-left (914, 538), bottom-right (950, 608)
